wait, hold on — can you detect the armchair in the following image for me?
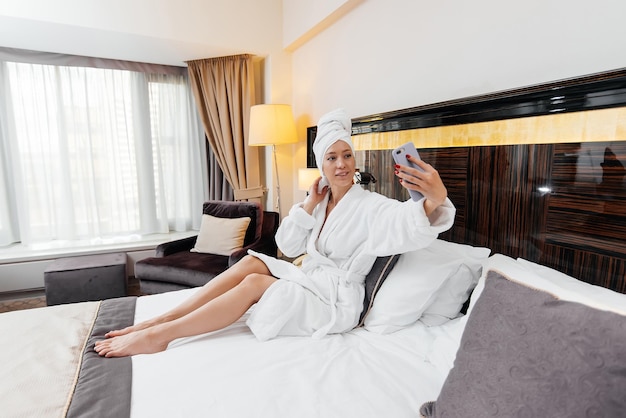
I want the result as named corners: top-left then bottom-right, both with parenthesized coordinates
top-left (136, 200), bottom-right (279, 295)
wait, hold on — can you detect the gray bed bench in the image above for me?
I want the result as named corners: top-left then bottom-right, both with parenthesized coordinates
top-left (44, 253), bottom-right (128, 306)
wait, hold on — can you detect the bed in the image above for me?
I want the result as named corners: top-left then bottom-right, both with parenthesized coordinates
top-left (3, 68), bottom-right (626, 417)
top-left (3, 242), bottom-right (625, 417)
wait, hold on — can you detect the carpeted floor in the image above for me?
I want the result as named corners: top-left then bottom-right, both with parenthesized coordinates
top-left (0, 295), bottom-right (47, 313)
top-left (0, 277), bottom-right (140, 313)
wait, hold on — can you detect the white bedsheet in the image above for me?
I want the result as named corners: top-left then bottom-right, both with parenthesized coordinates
top-left (130, 288), bottom-right (455, 418)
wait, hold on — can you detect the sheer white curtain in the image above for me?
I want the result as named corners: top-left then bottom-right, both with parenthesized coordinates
top-left (0, 59), bottom-right (207, 247)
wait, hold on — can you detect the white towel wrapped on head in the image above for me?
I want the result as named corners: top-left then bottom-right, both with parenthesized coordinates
top-left (313, 109), bottom-right (355, 176)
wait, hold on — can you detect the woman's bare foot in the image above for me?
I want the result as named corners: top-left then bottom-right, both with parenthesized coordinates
top-left (94, 327), bottom-right (170, 358)
top-left (104, 316), bottom-right (166, 338)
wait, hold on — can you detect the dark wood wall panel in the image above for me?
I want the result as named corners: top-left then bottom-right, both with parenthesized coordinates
top-left (356, 141), bottom-right (626, 294)
top-left (419, 147), bottom-right (468, 244)
top-left (546, 142), bottom-right (626, 257)
top-left (355, 147), bottom-right (469, 244)
top-left (464, 144), bottom-right (552, 261)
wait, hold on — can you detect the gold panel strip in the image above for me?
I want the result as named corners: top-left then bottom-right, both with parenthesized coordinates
top-left (352, 107), bottom-right (626, 150)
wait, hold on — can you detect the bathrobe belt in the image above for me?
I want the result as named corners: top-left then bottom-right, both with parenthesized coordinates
top-left (311, 267), bottom-right (364, 339)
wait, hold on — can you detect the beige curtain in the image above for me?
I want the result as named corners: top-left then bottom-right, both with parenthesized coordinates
top-left (207, 141), bottom-right (234, 201)
top-left (187, 54), bottom-right (263, 201)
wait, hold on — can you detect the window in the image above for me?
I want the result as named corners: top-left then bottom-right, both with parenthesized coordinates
top-left (0, 57), bottom-right (207, 247)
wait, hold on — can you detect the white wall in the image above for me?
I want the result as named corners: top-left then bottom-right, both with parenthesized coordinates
top-left (283, 0), bottom-right (626, 208)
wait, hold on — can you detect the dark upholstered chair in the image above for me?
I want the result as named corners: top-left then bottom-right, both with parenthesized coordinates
top-left (136, 200), bottom-right (279, 295)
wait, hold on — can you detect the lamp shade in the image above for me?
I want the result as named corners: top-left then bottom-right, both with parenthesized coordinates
top-left (298, 168), bottom-right (320, 191)
top-left (249, 104), bottom-right (298, 146)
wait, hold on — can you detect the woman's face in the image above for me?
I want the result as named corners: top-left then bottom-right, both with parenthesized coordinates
top-left (322, 140), bottom-right (355, 188)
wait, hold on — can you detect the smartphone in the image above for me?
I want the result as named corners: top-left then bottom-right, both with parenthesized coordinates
top-left (392, 142), bottom-right (424, 201)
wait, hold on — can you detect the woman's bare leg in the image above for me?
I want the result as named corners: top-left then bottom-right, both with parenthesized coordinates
top-left (95, 272), bottom-right (277, 357)
top-left (104, 255), bottom-right (271, 338)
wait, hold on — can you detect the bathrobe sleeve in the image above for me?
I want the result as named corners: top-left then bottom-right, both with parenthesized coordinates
top-left (365, 195), bottom-right (455, 256)
top-left (274, 202), bottom-right (318, 258)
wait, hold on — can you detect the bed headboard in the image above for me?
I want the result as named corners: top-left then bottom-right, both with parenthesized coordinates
top-left (356, 142), bottom-right (626, 294)
top-left (309, 69), bottom-right (626, 293)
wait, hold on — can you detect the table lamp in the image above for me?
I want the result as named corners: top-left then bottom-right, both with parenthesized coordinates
top-left (298, 168), bottom-right (320, 194)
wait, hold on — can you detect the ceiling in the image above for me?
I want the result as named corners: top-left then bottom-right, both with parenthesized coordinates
top-left (0, 2), bottom-right (283, 67)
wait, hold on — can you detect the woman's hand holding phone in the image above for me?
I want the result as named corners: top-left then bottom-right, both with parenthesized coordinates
top-left (392, 142), bottom-right (448, 214)
top-left (392, 142), bottom-right (425, 201)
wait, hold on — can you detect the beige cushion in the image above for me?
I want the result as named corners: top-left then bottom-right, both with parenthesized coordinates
top-left (191, 214), bottom-right (252, 256)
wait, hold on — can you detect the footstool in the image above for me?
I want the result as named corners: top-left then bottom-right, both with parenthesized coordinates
top-left (44, 253), bottom-right (128, 306)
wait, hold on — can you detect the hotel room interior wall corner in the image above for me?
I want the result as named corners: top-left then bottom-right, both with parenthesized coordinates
top-left (256, 48), bottom-right (297, 216)
top-left (282, 0), bottom-right (364, 51)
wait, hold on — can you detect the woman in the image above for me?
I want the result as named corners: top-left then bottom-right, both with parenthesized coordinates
top-left (95, 108), bottom-right (455, 358)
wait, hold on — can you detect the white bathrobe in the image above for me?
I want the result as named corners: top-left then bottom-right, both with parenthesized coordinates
top-left (247, 184), bottom-right (455, 341)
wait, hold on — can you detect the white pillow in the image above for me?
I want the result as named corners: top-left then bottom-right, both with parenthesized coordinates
top-left (515, 257), bottom-right (626, 315)
top-left (417, 265), bottom-right (475, 326)
top-left (468, 254), bottom-right (626, 316)
top-left (364, 239), bottom-right (490, 333)
top-left (191, 214), bottom-right (251, 256)
top-left (418, 241), bottom-right (491, 326)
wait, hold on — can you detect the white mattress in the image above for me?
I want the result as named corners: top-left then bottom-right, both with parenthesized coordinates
top-left (130, 288), bottom-right (457, 418)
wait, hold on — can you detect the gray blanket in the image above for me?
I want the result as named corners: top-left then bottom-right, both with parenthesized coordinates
top-left (0, 296), bottom-right (136, 418)
top-left (67, 297), bottom-right (136, 418)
